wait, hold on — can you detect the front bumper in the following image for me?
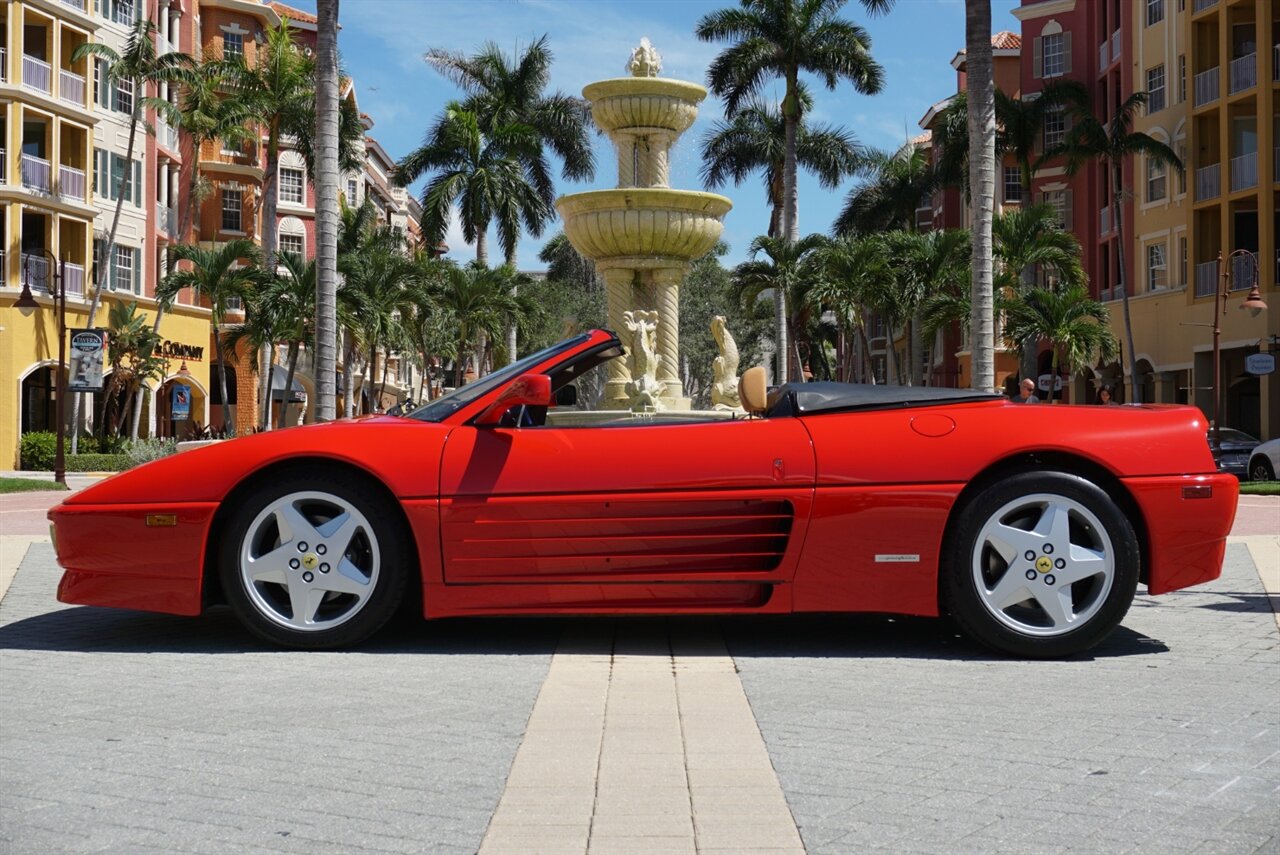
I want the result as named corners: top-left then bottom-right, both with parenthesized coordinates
top-left (1122, 473), bottom-right (1238, 595)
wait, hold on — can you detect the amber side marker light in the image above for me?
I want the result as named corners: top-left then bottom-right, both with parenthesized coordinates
top-left (1182, 485), bottom-right (1213, 499)
top-left (146, 514), bottom-right (178, 527)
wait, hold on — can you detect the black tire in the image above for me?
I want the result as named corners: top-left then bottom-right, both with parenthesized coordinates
top-left (1248, 456), bottom-right (1275, 482)
top-left (942, 471), bottom-right (1140, 658)
top-left (219, 472), bottom-right (410, 649)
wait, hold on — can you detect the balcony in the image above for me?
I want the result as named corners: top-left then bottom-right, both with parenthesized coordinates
top-left (1229, 152), bottom-right (1257, 192)
top-left (22, 254), bottom-right (50, 292)
top-left (0, 48), bottom-right (6, 83)
top-left (1193, 67), bottom-right (1219, 107)
top-left (1110, 31), bottom-right (1120, 63)
top-left (157, 201), bottom-right (177, 236)
top-left (21, 153), bottom-right (52, 193)
top-left (1099, 206), bottom-right (1111, 236)
top-left (1228, 53), bottom-right (1256, 94)
top-left (157, 35), bottom-right (177, 55)
top-left (1192, 0), bottom-right (1216, 11)
top-left (59, 69), bottom-right (85, 106)
top-left (0, 149), bottom-right (5, 183)
top-left (64, 262), bottom-right (86, 296)
top-left (1195, 163), bottom-right (1220, 200)
top-left (1275, 45), bottom-right (1279, 82)
top-left (1229, 253), bottom-right (1257, 292)
top-left (60, 0), bottom-right (87, 9)
top-left (157, 120), bottom-right (179, 152)
top-left (59, 164), bottom-right (85, 202)
top-left (1194, 260), bottom-right (1218, 298)
top-left (22, 55), bottom-right (52, 95)
top-left (1098, 41), bottom-right (1109, 72)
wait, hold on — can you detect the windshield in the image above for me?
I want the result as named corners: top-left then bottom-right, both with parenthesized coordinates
top-left (407, 333), bottom-right (592, 423)
top-left (1213, 428), bottom-right (1258, 444)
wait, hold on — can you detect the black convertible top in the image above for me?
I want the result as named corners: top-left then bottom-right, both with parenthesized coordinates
top-left (766, 382), bottom-right (1004, 416)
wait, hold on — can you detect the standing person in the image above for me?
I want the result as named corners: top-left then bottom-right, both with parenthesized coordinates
top-left (1018, 378), bottom-right (1040, 404)
top-left (1097, 384), bottom-right (1118, 406)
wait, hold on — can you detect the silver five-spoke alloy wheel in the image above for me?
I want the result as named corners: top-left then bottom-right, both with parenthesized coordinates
top-left (239, 490), bottom-right (381, 631)
top-left (972, 493), bottom-right (1115, 637)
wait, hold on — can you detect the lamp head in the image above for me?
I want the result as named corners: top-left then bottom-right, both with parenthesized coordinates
top-left (1240, 284), bottom-right (1267, 317)
top-left (13, 282), bottom-right (39, 315)
top-left (177, 360), bottom-right (192, 379)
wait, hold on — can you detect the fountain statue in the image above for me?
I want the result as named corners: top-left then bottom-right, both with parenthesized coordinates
top-left (710, 315), bottom-right (741, 410)
top-left (555, 39), bottom-right (733, 411)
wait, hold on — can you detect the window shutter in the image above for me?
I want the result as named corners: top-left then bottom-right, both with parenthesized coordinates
top-left (133, 161), bottom-right (142, 206)
top-left (1063, 189), bottom-right (1074, 230)
top-left (1062, 33), bottom-right (1072, 74)
top-left (132, 248), bottom-right (141, 294)
top-left (98, 61), bottom-right (111, 108)
top-left (1033, 37), bottom-right (1043, 79)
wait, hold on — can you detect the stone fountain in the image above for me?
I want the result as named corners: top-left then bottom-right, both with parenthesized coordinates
top-left (556, 39), bottom-right (732, 411)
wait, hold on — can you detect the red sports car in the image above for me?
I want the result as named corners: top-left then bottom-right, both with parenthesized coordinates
top-left (50, 329), bottom-right (1237, 657)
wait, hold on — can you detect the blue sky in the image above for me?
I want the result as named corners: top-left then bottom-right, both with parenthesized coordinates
top-left (290, 0), bottom-right (1021, 266)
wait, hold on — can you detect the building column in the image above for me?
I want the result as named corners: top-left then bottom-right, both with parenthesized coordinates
top-left (600, 267), bottom-right (634, 407)
top-left (652, 265), bottom-right (688, 408)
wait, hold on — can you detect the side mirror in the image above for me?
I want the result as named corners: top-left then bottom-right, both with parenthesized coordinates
top-left (475, 374), bottom-right (553, 426)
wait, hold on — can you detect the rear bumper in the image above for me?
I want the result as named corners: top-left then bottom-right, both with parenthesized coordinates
top-left (50, 502), bottom-right (217, 616)
top-left (1122, 474), bottom-right (1238, 595)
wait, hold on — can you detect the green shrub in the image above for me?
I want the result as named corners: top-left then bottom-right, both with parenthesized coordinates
top-left (76, 435), bottom-right (100, 454)
top-left (125, 438), bottom-right (178, 467)
top-left (19, 432), bottom-right (57, 471)
top-left (66, 454), bottom-right (129, 472)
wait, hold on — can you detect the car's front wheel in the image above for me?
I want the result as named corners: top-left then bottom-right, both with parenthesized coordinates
top-left (943, 471), bottom-right (1139, 658)
top-left (1249, 455), bottom-right (1275, 482)
top-left (219, 473), bottom-right (410, 648)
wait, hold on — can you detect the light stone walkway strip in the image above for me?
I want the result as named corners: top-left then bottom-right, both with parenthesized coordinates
top-left (0, 536), bottom-right (47, 605)
top-left (479, 620), bottom-right (803, 855)
top-left (1237, 534), bottom-right (1280, 630)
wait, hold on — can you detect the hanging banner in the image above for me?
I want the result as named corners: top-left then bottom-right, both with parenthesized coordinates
top-left (1245, 353), bottom-right (1275, 376)
top-left (67, 329), bottom-right (107, 392)
top-left (171, 383), bottom-right (191, 420)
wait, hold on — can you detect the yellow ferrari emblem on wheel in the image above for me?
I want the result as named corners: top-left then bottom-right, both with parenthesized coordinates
top-left (1036, 556), bottom-right (1053, 573)
top-left (302, 554), bottom-right (319, 570)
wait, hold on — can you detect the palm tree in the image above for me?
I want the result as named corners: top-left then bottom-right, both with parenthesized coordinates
top-left (1059, 90), bottom-right (1181, 391)
top-left (834, 141), bottom-right (937, 235)
top-left (538, 232), bottom-right (599, 291)
top-left (267, 252), bottom-right (316, 428)
top-left (338, 246), bottom-right (416, 412)
top-left (173, 59), bottom-right (255, 243)
top-left (431, 265), bottom-right (519, 386)
top-left (102, 301), bottom-right (163, 439)
top-left (697, 0), bottom-right (888, 382)
top-left (335, 199), bottom-right (403, 415)
top-left (966, 0), bottom-right (996, 393)
top-left (315, 0), bottom-right (341, 422)
top-left (396, 105), bottom-right (548, 267)
top-left (222, 288), bottom-right (284, 431)
top-left (701, 86), bottom-right (863, 238)
top-left (814, 233), bottom-right (890, 382)
top-left (69, 19), bottom-right (192, 450)
top-left (158, 240), bottom-right (264, 435)
top-left (1003, 283), bottom-right (1117, 403)
top-left (730, 233), bottom-right (829, 382)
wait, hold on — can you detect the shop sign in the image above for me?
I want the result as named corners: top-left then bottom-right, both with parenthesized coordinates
top-left (171, 384), bottom-right (191, 420)
top-left (159, 340), bottom-right (205, 361)
top-left (68, 329), bottom-right (107, 392)
top-left (1245, 353), bottom-right (1275, 376)
top-left (1037, 374), bottom-right (1063, 392)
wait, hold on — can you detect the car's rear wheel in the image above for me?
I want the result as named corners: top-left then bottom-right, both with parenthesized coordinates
top-left (219, 473), bottom-right (409, 648)
top-left (1249, 456), bottom-right (1275, 482)
top-left (943, 472), bottom-right (1139, 658)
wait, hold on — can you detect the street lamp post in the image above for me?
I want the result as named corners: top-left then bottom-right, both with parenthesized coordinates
top-left (14, 251), bottom-right (70, 485)
top-left (1210, 249), bottom-right (1268, 455)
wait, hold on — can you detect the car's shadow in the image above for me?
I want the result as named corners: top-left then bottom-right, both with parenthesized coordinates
top-left (1190, 591), bottom-right (1280, 614)
top-left (0, 604), bottom-right (1167, 661)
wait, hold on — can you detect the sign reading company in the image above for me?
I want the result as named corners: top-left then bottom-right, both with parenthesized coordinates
top-left (1245, 353), bottom-right (1276, 376)
top-left (68, 329), bottom-right (107, 392)
top-left (158, 340), bottom-right (205, 362)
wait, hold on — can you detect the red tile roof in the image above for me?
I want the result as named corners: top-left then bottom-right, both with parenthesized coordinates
top-left (991, 31), bottom-right (1021, 50)
top-left (268, 2), bottom-right (317, 24)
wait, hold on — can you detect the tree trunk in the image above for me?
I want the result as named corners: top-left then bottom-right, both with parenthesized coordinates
top-left (71, 98), bottom-right (144, 453)
top-left (504, 249), bottom-right (519, 365)
top-left (475, 228), bottom-right (488, 267)
top-left (278, 342), bottom-right (300, 429)
top-left (342, 330), bottom-right (357, 418)
top-left (1112, 165), bottom-right (1139, 400)
top-left (213, 325), bottom-right (233, 435)
top-left (1048, 347), bottom-right (1060, 404)
top-left (315, 0), bottom-right (340, 422)
top-left (857, 311), bottom-right (876, 384)
top-left (259, 344), bottom-right (276, 430)
top-left (360, 337), bottom-right (377, 413)
top-left (885, 323), bottom-right (900, 386)
top-left (379, 350), bottom-right (391, 411)
top-left (966, 0), bottom-right (996, 392)
top-left (129, 383), bottom-right (145, 441)
top-left (775, 72), bottom-right (801, 383)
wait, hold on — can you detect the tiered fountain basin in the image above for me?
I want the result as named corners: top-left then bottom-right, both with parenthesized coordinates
top-left (556, 189), bottom-right (732, 267)
top-left (583, 77), bottom-right (706, 134)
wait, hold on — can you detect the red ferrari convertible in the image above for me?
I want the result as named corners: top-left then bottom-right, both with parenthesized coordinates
top-left (50, 329), bottom-right (1237, 657)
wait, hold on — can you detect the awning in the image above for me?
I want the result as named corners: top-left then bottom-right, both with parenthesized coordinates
top-left (270, 365), bottom-right (306, 403)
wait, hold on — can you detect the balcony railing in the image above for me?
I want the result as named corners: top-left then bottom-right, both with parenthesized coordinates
top-left (58, 163), bottom-right (85, 201)
top-left (0, 48), bottom-right (6, 82)
top-left (157, 35), bottom-right (177, 55)
top-left (61, 0), bottom-right (87, 9)
top-left (59, 69), bottom-right (85, 106)
top-left (1229, 253), bottom-right (1257, 292)
top-left (64, 262), bottom-right (86, 296)
top-left (1098, 41), bottom-right (1109, 72)
top-left (1110, 30), bottom-right (1120, 62)
top-left (1100, 206), bottom-right (1111, 236)
top-left (1195, 163), bottom-right (1220, 200)
top-left (1193, 67), bottom-right (1219, 106)
top-left (1228, 53), bottom-right (1256, 94)
top-left (157, 202), bottom-right (177, 236)
top-left (1099, 287), bottom-right (1113, 303)
top-left (1275, 45), bottom-right (1279, 82)
top-left (1192, 0), bottom-right (1217, 11)
top-left (1194, 261), bottom-right (1218, 298)
top-left (22, 55), bottom-right (51, 94)
top-left (1230, 152), bottom-right (1257, 192)
top-left (21, 153), bottom-right (52, 193)
top-left (0, 148), bottom-right (5, 183)
top-left (157, 120), bottom-right (179, 152)
top-left (22, 254), bottom-right (50, 292)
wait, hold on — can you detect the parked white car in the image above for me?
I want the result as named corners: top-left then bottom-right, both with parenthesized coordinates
top-left (1248, 438), bottom-right (1280, 481)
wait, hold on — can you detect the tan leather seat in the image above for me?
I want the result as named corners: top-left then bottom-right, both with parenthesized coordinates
top-left (739, 366), bottom-right (768, 416)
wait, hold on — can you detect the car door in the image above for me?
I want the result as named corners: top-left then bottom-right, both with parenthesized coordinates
top-left (439, 419), bottom-right (815, 585)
